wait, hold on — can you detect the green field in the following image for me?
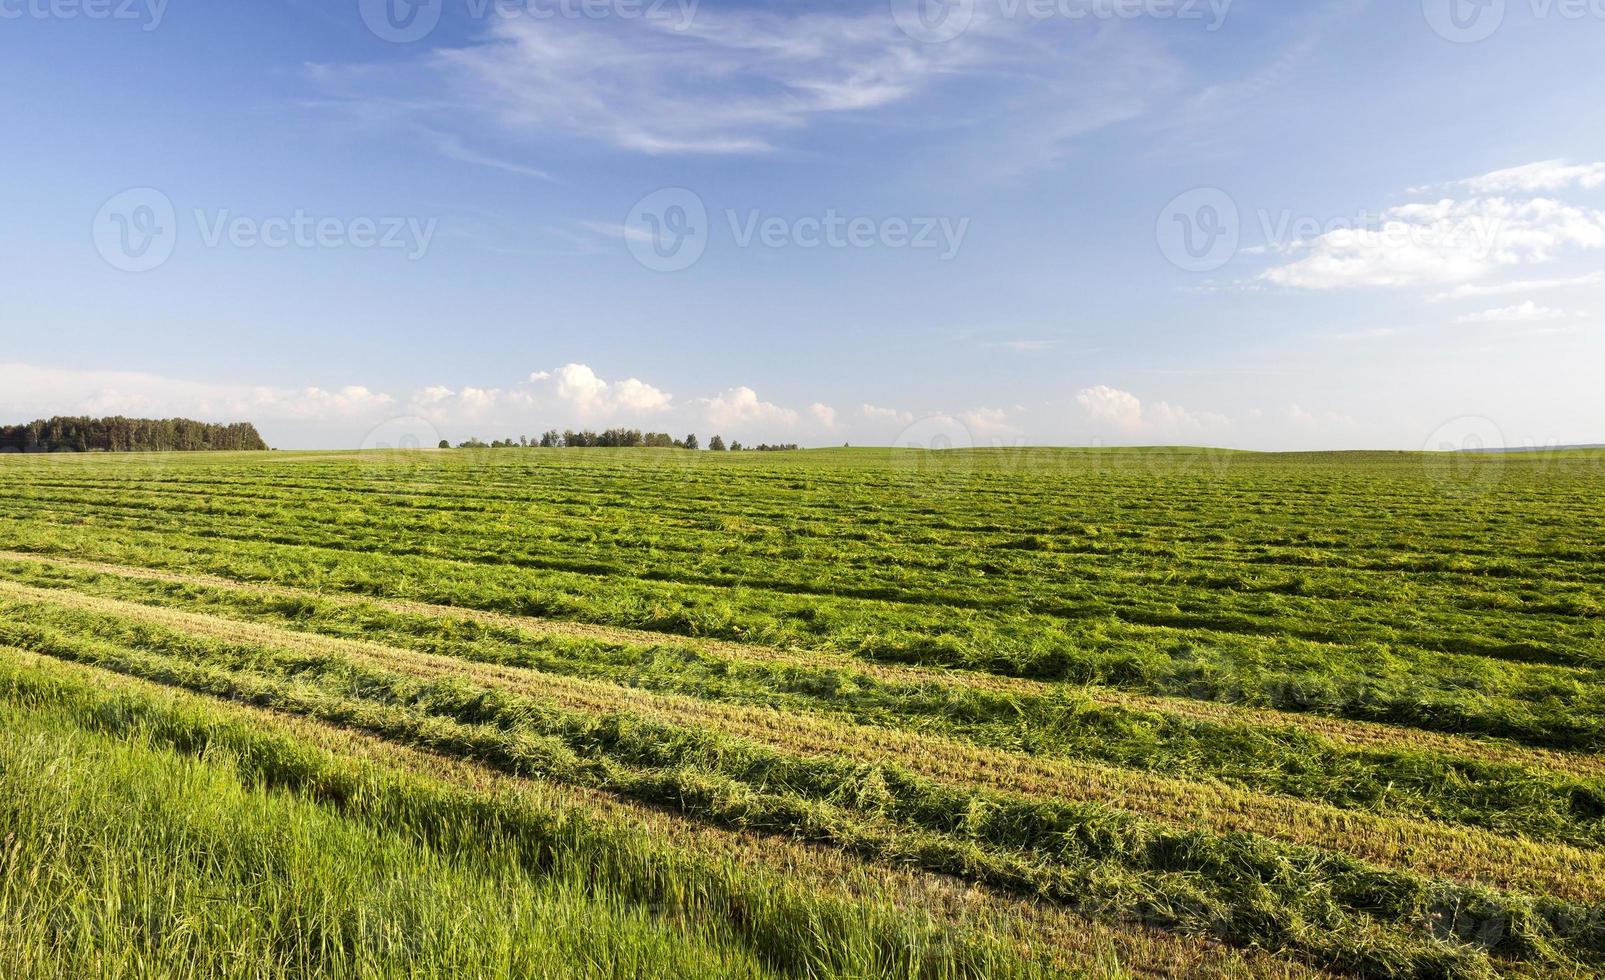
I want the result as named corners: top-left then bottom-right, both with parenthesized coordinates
top-left (2, 446), bottom-right (1603, 978)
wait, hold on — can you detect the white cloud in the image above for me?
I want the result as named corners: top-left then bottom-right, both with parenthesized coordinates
top-left (1076, 385), bottom-right (1145, 430)
top-left (407, 364), bottom-right (672, 428)
top-left (1076, 385), bottom-right (1228, 441)
top-left (958, 406), bottom-right (1016, 438)
top-left (1455, 160), bottom-right (1605, 194)
top-left (694, 386), bottom-right (800, 431)
top-left (427, 130), bottom-right (558, 181)
top-left (284, 386), bottom-right (394, 418)
top-left (408, 384), bottom-right (521, 419)
top-left (537, 363), bottom-right (673, 416)
top-left (576, 221), bottom-right (653, 245)
top-left (312, 2), bottom-right (1197, 176)
top-left (1261, 196), bottom-right (1605, 290)
top-left (419, 11), bottom-right (993, 155)
top-left (1457, 301), bottom-right (1573, 324)
top-left (0, 363), bottom-right (393, 422)
top-left (808, 403), bottom-right (837, 429)
top-left (859, 403), bottom-right (914, 425)
top-left (1281, 403), bottom-right (1359, 432)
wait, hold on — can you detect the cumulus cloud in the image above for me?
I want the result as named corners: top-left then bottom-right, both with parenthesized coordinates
top-left (1076, 385), bottom-right (1145, 430)
top-left (859, 404), bottom-right (914, 425)
top-left (957, 406), bottom-right (1016, 438)
top-left (536, 363), bottom-right (673, 416)
top-left (1260, 196), bottom-right (1605, 290)
top-left (1076, 385), bottom-right (1228, 441)
top-left (408, 384), bottom-right (523, 419)
top-left (1257, 160), bottom-right (1605, 292)
top-left (693, 386), bottom-right (801, 431)
top-left (402, 363), bottom-right (673, 429)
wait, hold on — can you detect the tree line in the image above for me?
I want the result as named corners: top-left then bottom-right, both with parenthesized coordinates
top-left (0, 417), bottom-right (268, 453)
top-left (448, 430), bottom-right (800, 452)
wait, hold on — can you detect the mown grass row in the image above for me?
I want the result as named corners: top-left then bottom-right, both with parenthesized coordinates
top-left (4, 598), bottom-right (1601, 978)
top-left (3, 556), bottom-right (1601, 850)
top-left (8, 449), bottom-right (1600, 588)
top-left (5, 450), bottom-right (1602, 664)
top-left (7, 520), bottom-right (1604, 753)
top-left (5, 647), bottom-right (1342, 980)
top-left (11, 447), bottom-right (1600, 576)
top-left (4, 477), bottom-right (1599, 671)
top-left (0, 651), bottom-right (1090, 980)
top-left (11, 574), bottom-right (1604, 907)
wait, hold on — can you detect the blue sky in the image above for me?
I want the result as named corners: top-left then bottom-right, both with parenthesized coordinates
top-left (2, 0), bottom-right (1603, 450)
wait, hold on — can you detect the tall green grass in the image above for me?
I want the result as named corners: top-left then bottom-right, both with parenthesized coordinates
top-left (0, 705), bottom-right (775, 979)
top-left (0, 651), bottom-right (1065, 980)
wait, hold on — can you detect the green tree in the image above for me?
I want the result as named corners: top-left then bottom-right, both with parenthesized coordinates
top-left (684, 433), bottom-right (700, 451)
top-left (708, 435), bottom-right (726, 451)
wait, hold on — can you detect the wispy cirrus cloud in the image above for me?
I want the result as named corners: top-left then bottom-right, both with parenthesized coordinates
top-left (320, 9), bottom-right (992, 157)
top-left (1449, 159), bottom-right (1605, 194)
top-left (311, 3), bottom-right (1204, 174)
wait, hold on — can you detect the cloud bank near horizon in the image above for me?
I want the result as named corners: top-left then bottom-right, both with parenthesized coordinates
top-left (0, 360), bottom-right (1467, 453)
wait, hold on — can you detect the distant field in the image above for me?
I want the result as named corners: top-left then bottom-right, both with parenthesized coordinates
top-left (1, 446), bottom-right (1602, 978)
